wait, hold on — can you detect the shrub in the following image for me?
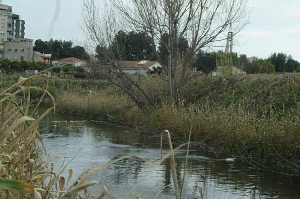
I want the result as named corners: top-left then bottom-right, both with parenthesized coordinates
top-left (0, 59), bottom-right (48, 73)
top-left (62, 65), bottom-right (74, 73)
top-left (244, 59), bottom-right (275, 74)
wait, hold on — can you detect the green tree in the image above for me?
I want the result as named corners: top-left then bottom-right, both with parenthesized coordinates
top-left (286, 56), bottom-right (299, 72)
top-left (61, 41), bottom-right (73, 58)
top-left (126, 31), bottom-right (156, 60)
top-left (111, 31), bottom-right (128, 60)
top-left (0, 59), bottom-right (12, 73)
top-left (178, 36), bottom-right (189, 60)
top-left (194, 51), bottom-right (217, 74)
top-left (257, 60), bottom-right (275, 73)
top-left (110, 31), bottom-right (157, 61)
top-left (239, 54), bottom-right (249, 70)
top-left (269, 53), bottom-right (287, 72)
top-left (34, 39), bottom-right (89, 60)
top-left (158, 33), bottom-right (169, 68)
top-left (71, 46), bottom-right (90, 60)
top-left (33, 39), bottom-right (48, 53)
top-left (244, 59), bottom-right (275, 74)
top-left (95, 45), bottom-right (110, 63)
top-left (158, 33), bottom-right (189, 70)
top-left (48, 39), bottom-right (62, 60)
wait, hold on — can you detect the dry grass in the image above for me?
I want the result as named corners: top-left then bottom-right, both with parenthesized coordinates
top-left (3, 73), bottom-right (298, 197)
top-left (56, 89), bottom-right (135, 120)
top-left (0, 75), bottom-right (109, 199)
top-left (37, 74), bottom-right (300, 176)
top-left (0, 72), bottom-right (217, 198)
top-left (56, 87), bottom-right (300, 175)
top-left (0, 75), bottom-right (204, 198)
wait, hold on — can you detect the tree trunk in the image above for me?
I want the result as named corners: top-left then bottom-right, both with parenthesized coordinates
top-left (168, 2), bottom-right (179, 103)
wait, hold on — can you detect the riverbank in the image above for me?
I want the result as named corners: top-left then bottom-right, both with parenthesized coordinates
top-left (55, 74), bottom-right (300, 175)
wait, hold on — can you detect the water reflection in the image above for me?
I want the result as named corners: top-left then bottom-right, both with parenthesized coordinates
top-left (41, 119), bottom-right (300, 199)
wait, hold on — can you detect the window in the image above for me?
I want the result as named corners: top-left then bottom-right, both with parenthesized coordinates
top-left (21, 49), bottom-right (24, 52)
top-left (14, 49), bottom-right (18, 52)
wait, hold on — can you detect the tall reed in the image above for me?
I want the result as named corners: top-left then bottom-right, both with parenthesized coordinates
top-left (0, 75), bottom-right (106, 199)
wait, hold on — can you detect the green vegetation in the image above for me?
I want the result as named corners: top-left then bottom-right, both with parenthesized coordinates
top-left (55, 74), bottom-right (300, 175)
top-left (241, 53), bottom-right (300, 74)
top-left (243, 59), bottom-right (275, 74)
top-left (158, 33), bottom-right (189, 68)
top-left (34, 39), bottom-right (89, 60)
top-left (269, 53), bottom-right (299, 72)
top-left (0, 59), bottom-right (49, 73)
top-left (96, 30), bottom-right (157, 63)
top-left (192, 52), bottom-right (300, 74)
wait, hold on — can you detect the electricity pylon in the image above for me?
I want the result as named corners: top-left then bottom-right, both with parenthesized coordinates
top-left (225, 31), bottom-right (233, 54)
top-left (224, 24), bottom-right (234, 66)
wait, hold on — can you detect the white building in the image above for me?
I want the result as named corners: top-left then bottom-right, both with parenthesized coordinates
top-left (0, 3), bottom-right (31, 62)
top-left (3, 39), bottom-right (33, 61)
top-left (117, 60), bottom-right (162, 75)
top-left (34, 51), bottom-right (52, 64)
top-left (0, 3), bottom-right (25, 42)
top-left (0, 3), bottom-right (12, 43)
top-left (53, 57), bottom-right (87, 67)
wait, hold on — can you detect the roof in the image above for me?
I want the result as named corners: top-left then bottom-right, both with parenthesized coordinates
top-left (55, 57), bottom-right (86, 65)
top-left (115, 61), bottom-right (141, 69)
top-left (43, 54), bottom-right (52, 58)
top-left (34, 51), bottom-right (52, 58)
top-left (0, 4), bottom-right (12, 11)
top-left (116, 60), bottom-right (161, 70)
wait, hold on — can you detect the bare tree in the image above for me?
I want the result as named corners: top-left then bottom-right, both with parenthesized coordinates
top-left (82, 0), bottom-right (247, 105)
top-left (82, 0), bottom-right (155, 110)
top-left (112, 0), bottom-right (247, 100)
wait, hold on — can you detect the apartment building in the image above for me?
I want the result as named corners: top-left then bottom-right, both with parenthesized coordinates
top-left (3, 38), bottom-right (33, 61)
top-left (0, 4), bottom-right (25, 42)
top-left (0, 3), bottom-right (31, 61)
top-left (0, 3), bottom-right (12, 42)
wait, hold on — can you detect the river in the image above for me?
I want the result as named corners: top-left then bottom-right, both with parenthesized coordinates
top-left (41, 117), bottom-right (300, 199)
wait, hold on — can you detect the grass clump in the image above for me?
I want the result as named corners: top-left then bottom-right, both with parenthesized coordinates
top-left (56, 88), bottom-right (137, 122)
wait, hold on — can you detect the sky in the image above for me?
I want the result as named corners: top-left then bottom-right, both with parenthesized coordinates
top-left (2, 0), bottom-right (300, 60)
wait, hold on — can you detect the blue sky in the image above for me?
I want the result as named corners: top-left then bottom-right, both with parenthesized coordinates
top-left (2, 0), bottom-right (300, 60)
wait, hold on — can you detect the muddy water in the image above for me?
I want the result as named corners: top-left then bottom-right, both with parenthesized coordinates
top-left (41, 119), bottom-right (300, 199)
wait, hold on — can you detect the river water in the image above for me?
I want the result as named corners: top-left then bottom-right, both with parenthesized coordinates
top-left (41, 118), bottom-right (300, 199)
